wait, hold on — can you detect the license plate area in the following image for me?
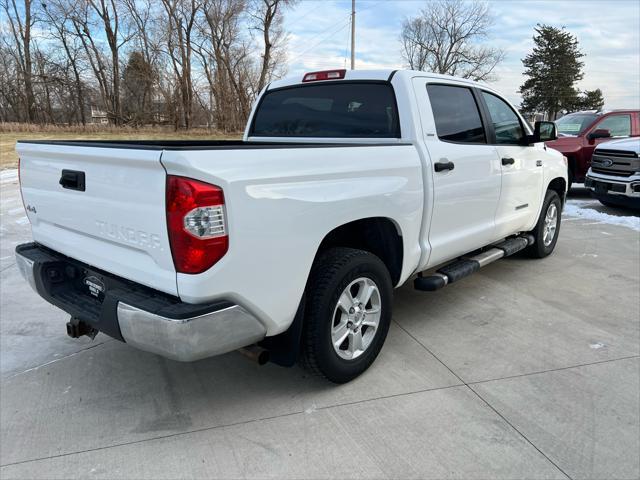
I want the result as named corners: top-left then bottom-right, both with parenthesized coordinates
top-left (40, 261), bottom-right (105, 321)
top-left (595, 182), bottom-right (610, 194)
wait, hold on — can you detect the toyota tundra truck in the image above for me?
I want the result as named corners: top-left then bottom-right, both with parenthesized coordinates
top-left (15, 69), bottom-right (567, 383)
top-left (585, 137), bottom-right (640, 209)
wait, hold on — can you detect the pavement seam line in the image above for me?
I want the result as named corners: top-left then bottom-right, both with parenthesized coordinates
top-left (0, 383), bottom-right (466, 469)
top-left (467, 384), bottom-right (573, 480)
top-left (0, 262), bottom-right (16, 273)
top-left (467, 354), bottom-right (640, 386)
top-left (4, 340), bottom-right (113, 380)
top-left (0, 410), bottom-right (304, 469)
top-left (393, 319), bottom-right (573, 480)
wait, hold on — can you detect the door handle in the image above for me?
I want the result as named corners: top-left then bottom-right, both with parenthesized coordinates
top-left (59, 169), bottom-right (85, 191)
top-left (501, 157), bottom-right (515, 166)
top-left (434, 161), bottom-right (455, 172)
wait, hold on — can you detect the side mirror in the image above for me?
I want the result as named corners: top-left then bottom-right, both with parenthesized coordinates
top-left (532, 121), bottom-right (557, 143)
top-left (587, 129), bottom-right (611, 141)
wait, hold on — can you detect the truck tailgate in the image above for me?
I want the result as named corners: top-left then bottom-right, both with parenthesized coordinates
top-left (16, 142), bottom-right (177, 296)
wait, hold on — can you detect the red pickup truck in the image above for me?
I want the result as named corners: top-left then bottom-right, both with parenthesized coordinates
top-left (546, 110), bottom-right (640, 188)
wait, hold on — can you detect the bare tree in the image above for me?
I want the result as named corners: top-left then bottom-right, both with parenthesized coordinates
top-left (195, 0), bottom-right (250, 131)
top-left (87, 0), bottom-right (130, 124)
top-left (41, 0), bottom-right (87, 124)
top-left (400, 0), bottom-right (504, 81)
top-left (160, 0), bottom-right (201, 129)
top-left (250, 0), bottom-right (294, 94)
top-left (0, 45), bottom-right (24, 121)
top-left (68, 1), bottom-right (114, 123)
top-left (1, 0), bottom-right (37, 121)
top-left (122, 0), bottom-right (155, 65)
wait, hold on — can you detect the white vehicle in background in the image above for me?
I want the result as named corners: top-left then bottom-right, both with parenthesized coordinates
top-left (15, 69), bottom-right (567, 383)
top-left (585, 138), bottom-right (640, 209)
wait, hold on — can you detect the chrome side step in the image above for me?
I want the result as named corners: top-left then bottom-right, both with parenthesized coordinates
top-left (414, 235), bottom-right (534, 292)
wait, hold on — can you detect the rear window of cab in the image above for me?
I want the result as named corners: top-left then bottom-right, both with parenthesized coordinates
top-left (250, 82), bottom-right (400, 138)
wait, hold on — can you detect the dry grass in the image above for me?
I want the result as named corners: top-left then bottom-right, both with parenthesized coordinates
top-left (0, 123), bottom-right (241, 170)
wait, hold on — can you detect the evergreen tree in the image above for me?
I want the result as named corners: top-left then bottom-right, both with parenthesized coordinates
top-left (122, 51), bottom-right (157, 126)
top-left (578, 89), bottom-right (605, 111)
top-left (519, 25), bottom-right (584, 119)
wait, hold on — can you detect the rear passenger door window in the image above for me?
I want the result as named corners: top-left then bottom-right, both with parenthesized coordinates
top-left (596, 115), bottom-right (631, 137)
top-left (481, 92), bottom-right (525, 145)
top-left (426, 84), bottom-right (486, 143)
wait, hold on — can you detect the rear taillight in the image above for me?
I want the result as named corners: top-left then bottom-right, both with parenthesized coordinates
top-left (166, 175), bottom-right (228, 274)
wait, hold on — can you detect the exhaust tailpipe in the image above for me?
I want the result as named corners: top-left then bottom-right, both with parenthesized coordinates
top-left (238, 346), bottom-right (270, 365)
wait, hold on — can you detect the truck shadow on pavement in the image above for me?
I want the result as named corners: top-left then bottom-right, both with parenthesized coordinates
top-left (568, 185), bottom-right (639, 217)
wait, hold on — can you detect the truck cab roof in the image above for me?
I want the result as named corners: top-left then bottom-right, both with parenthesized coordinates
top-left (267, 69), bottom-right (492, 92)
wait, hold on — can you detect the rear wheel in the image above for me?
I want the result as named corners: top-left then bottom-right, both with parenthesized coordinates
top-left (301, 247), bottom-right (392, 383)
top-left (525, 190), bottom-right (562, 258)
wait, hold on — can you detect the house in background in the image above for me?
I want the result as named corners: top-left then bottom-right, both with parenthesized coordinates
top-left (90, 106), bottom-right (108, 124)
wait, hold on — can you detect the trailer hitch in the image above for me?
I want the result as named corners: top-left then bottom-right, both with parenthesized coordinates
top-left (66, 317), bottom-right (98, 340)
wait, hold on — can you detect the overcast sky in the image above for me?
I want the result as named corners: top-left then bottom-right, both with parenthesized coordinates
top-left (282, 0), bottom-right (640, 110)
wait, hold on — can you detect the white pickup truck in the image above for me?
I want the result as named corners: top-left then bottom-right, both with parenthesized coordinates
top-left (585, 138), bottom-right (640, 209)
top-left (15, 69), bottom-right (567, 383)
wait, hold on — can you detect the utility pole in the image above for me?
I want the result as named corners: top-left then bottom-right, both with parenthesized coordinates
top-left (350, 0), bottom-right (356, 70)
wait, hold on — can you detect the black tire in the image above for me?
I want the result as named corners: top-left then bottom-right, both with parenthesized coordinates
top-left (525, 190), bottom-right (562, 258)
top-left (301, 247), bottom-right (392, 383)
top-left (567, 167), bottom-right (574, 191)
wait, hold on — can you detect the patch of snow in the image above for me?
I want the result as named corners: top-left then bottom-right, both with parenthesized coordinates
top-left (8, 207), bottom-right (24, 215)
top-left (0, 169), bottom-right (18, 184)
top-left (564, 201), bottom-right (640, 231)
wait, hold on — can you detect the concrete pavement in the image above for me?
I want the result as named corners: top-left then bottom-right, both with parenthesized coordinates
top-left (1, 171), bottom-right (638, 479)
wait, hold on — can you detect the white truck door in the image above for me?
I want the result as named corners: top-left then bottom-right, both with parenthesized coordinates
top-left (415, 80), bottom-right (502, 267)
top-left (478, 90), bottom-right (544, 237)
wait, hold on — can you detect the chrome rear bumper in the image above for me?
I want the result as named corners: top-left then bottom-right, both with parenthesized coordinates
top-left (15, 242), bottom-right (266, 362)
top-left (117, 303), bottom-right (266, 361)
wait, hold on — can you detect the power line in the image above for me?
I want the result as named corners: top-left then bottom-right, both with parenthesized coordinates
top-left (285, 1), bottom-right (327, 29)
top-left (288, 16), bottom-right (352, 65)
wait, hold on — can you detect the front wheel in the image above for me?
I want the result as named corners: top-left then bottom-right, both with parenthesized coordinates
top-left (301, 247), bottom-right (392, 383)
top-left (525, 190), bottom-right (562, 258)
top-left (567, 167), bottom-right (574, 191)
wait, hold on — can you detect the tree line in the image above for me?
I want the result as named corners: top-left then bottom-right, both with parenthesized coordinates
top-left (1, 0), bottom-right (608, 130)
top-left (0, 0), bottom-right (294, 131)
